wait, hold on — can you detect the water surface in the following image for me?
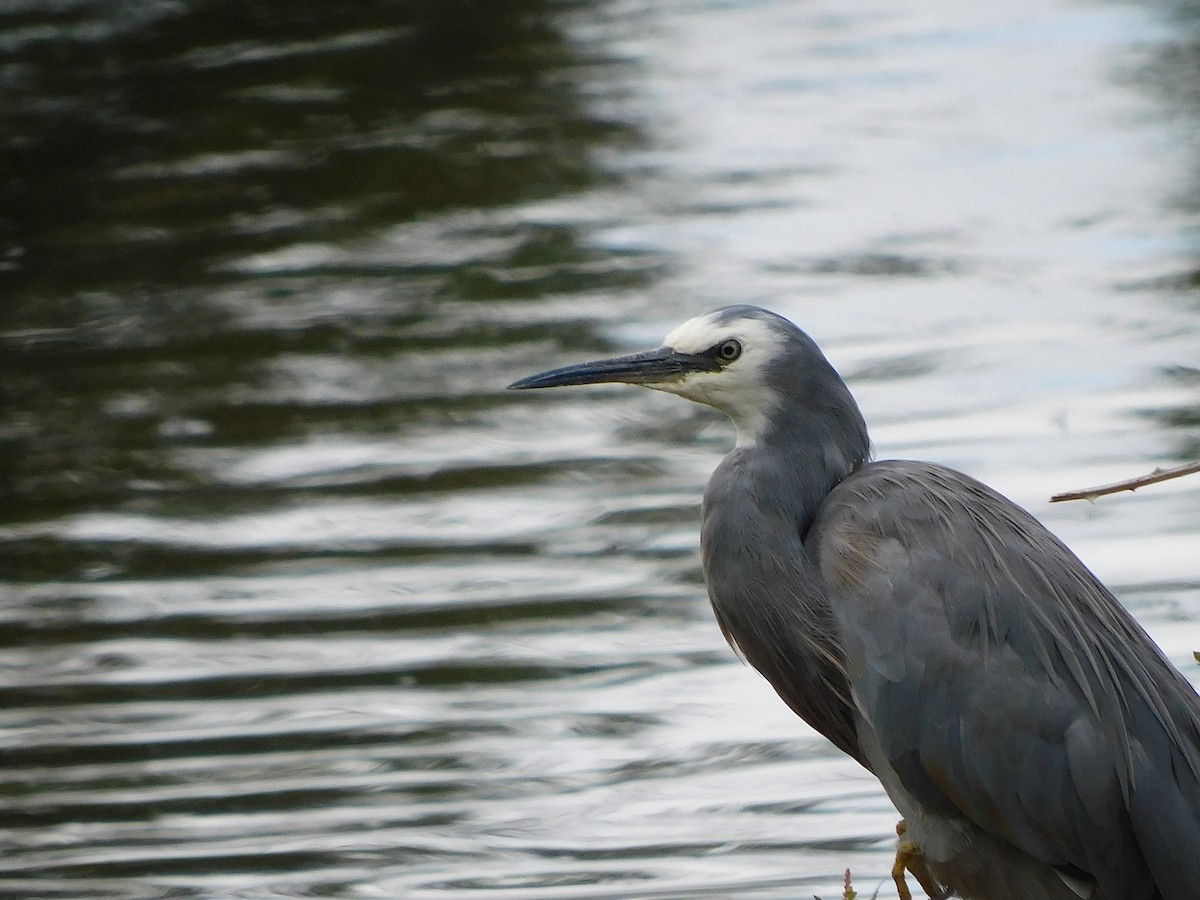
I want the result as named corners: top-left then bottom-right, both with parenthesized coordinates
top-left (1, 0), bottom-right (1199, 898)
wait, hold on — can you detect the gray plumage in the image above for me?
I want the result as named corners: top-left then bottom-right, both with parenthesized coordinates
top-left (510, 305), bottom-right (1200, 899)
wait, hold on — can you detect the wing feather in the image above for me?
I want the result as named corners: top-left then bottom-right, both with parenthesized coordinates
top-left (810, 460), bottom-right (1200, 900)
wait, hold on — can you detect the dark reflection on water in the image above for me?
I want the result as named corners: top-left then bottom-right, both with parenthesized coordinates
top-left (1128, 0), bottom-right (1200, 462)
top-left (0, 0), bottom-right (1199, 898)
top-left (0, 2), bottom-right (673, 897)
top-left (1, 0), bottom-right (650, 537)
top-left (2, 0), bottom-right (634, 292)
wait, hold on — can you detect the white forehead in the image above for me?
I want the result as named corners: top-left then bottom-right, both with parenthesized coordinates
top-left (662, 310), bottom-right (784, 356)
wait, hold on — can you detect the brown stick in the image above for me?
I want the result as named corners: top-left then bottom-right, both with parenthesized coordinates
top-left (1050, 460), bottom-right (1200, 503)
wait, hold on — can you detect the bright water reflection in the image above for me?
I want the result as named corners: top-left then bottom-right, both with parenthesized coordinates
top-left (1, 0), bottom-right (1199, 898)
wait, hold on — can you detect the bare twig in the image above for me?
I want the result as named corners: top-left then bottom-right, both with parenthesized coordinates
top-left (1050, 460), bottom-right (1200, 503)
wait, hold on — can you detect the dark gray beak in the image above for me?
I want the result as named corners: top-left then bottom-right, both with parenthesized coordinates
top-left (509, 346), bottom-right (718, 390)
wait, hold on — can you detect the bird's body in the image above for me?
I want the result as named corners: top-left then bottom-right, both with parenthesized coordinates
top-left (725, 447), bottom-right (1200, 899)
top-left (510, 305), bottom-right (1200, 899)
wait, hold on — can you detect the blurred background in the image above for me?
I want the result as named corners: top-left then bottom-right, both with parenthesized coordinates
top-left (1, 0), bottom-right (1198, 897)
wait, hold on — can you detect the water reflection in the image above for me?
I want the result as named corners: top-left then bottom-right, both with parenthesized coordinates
top-left (2, 0), bottom-right (636, 291)
top-left (1, 0), bottom-right (650, 540)
top-left (1136, 0), bottom-right (1200, 461)
top-left (0, 0), bottom-right (1198, 898)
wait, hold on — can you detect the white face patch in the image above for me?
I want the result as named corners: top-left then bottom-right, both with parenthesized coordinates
top-left (651, 311), bottom-right (788, 447)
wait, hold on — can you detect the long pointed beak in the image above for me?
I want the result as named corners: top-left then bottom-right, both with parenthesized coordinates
top-left (509, 346), bottom-right (716, 390)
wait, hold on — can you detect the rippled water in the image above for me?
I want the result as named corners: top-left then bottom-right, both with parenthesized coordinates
top-left (2, 0), bottom-right (1199, 898)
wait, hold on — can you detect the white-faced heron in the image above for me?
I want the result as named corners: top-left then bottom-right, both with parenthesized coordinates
top-left (509, 305), bottom-right (1200, 900)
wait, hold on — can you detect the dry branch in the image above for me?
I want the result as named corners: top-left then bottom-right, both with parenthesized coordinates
top-left (1050, 460), bottom-right (1200, 503)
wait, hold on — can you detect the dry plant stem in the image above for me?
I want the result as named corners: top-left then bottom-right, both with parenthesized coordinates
top-left (1050, 460), bottom-right (1200, 503)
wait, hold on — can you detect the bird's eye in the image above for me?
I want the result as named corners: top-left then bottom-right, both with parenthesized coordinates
top-left (717, 339), bottom-right (742, 362)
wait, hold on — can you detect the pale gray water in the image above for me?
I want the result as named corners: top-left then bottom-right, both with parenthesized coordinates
top-left (1, 0), bottom-right (1198, 898)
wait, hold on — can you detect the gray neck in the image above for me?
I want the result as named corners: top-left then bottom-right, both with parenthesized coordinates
top-left (697, 342), bottom-right (871, 764)
top-left (699, 425), bottom-right (867, 765)
top-left (755, 379), bottom-right (870, 536)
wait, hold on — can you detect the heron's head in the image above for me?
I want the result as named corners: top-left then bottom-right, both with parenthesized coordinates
top-left (509, 305), bottom-right (819, 446)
